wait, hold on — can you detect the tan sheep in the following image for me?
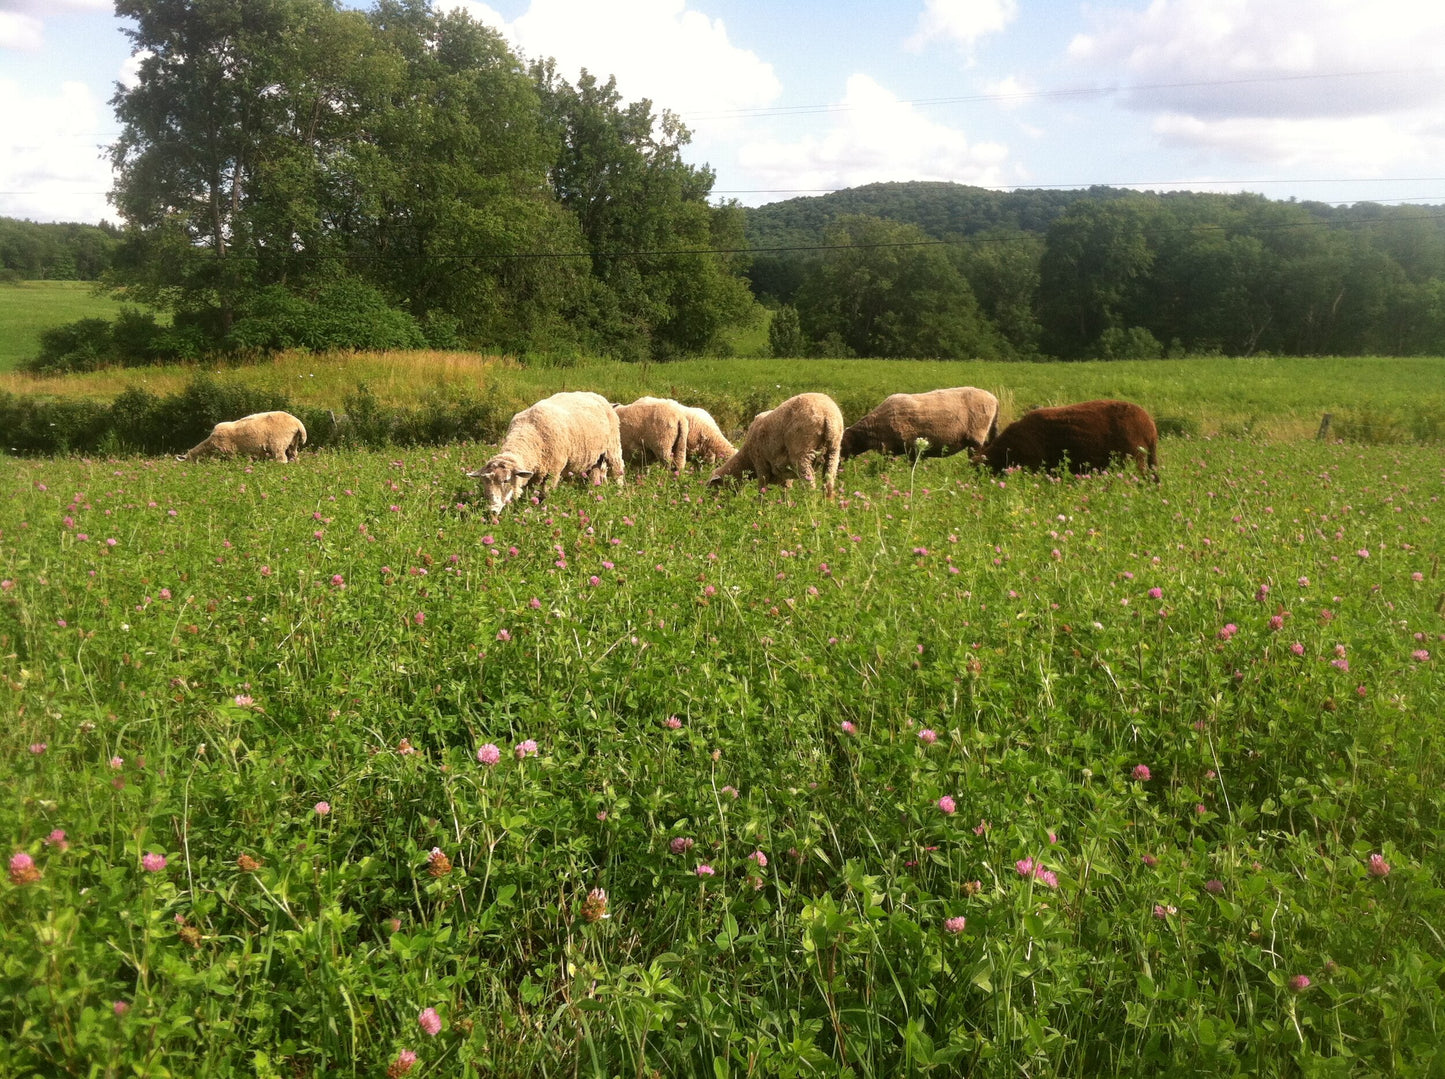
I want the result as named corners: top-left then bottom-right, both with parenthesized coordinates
top-left (840, 387), bottom-right (999, 460)
top-left (614, 396), bottom-right (690, 472)
top-left (683, 405), bottom-right (735, 464)
top-left (179, 411), bottom-right (308, 462)
top-left (468, 391), bottom-right (624, 515)
top-left (708, 392), bottom-right (843, 498)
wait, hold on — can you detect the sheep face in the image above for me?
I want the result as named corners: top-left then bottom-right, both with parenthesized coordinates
top-left (468, 460), bottom-right (534, 515)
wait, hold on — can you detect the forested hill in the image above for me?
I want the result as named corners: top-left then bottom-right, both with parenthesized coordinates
top-left (744, 181), bottom-right (1111, 249)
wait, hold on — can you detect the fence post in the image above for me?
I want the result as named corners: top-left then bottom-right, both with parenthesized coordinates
top-left (1316, 413), bottom-right (1332, 441)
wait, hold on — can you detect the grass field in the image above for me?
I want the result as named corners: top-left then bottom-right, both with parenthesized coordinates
top-left (5, 349), bottom-right (1445, 445)
top-left (2, 399), bottom-right (1443, 1074)
top-left (0, 281), bottom-right (132, 372)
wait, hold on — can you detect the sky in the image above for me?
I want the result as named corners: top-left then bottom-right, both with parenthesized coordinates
top-left (3, 0), bottom-right (1445, 225)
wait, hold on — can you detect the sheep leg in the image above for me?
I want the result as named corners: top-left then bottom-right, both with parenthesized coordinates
top-left (604, 446), bottom-right (625, 486)
top-left (821, 442), bottom-right (841, 500)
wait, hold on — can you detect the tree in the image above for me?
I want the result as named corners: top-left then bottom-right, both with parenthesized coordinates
top-left (1037, 200), bottom-right (1154, 359)
top-left (792, 215), bottom-right (1005, 359)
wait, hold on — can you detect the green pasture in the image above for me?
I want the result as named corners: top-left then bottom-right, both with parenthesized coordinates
top-left (0, 281), bottom-right (131, 372)
top-left (2, 434), bottom-right (1443, 1076)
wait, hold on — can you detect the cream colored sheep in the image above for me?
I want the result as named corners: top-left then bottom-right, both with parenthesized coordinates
top-left (468, 391), bottom-right (624, 515)
top-left (683, 405), bottom-right (735, 464)
top-left (614, 396), bottom-right (690, 472)
top-left (179, 411), bottom-right (308, 462)
top-left (840, 387), bottom-right (999, 460)
top-left (708, 392), bottom-right (843, 498)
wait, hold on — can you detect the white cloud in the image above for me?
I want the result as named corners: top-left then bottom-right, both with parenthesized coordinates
top-left (737, 74), bottom-right (1009, 194)
top-left (0, 10), bottom-right (42, 50)
top-left (1064, 0), bottom-right (1445, 176)
top-left (908, 0), bottom-right (1018, 54)
top-left (439, 0), bottom-right (780, 124)
top-left (0, 77), bottom-right (114, 223)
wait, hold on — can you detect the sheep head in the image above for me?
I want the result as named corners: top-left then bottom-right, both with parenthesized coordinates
top-left (468, 456), bottom-right (533, 515)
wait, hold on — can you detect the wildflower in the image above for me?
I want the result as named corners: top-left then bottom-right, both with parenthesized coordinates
top-left (695, 864), bottom-right (715, 877)
top-left (1356, 548), bottom-right (1370, 559)
top-left (669, 837), bottom-right (695, 855)
top-left (840, 719), bottom-right (858, 735)
top-left (141, 852), bottom-right (167, 873)
top-left (748, 850), bottom-right (768, 869)
top-left (29, 743), bottom-right (46, 755)
top-left (233, 694), bottom-right (253, 707)
top-left (387, 1049), bottom-right (418, 1077)
top-left (720, 785), bottom-right (739, 799)
top-left (1269, 614), bottom-right (1284, 631)
top-left (237, 853), bottom-right (261, 872)
top-left (418, 1008), bottom-right (442, 1036)
top-left (314, 801), bottom-right (331, 816)
top-left (260, 565), bottom-right (272, 577)
top-left (426, 848), bottom-right (452, 877)
top-left (1298, 576), bottom-right (1309, 587)
top-left (1148, 587), bottom-right (1163, 600)
top-left (1290, 641), bottom-right (1305, 655)
top-left (1218, 623), bottom-right (1237, 641)
top-left (1255, 583), bottom-right (1270, 602)
top-left (664, 715), bottom-right (682, 730)
top-left (412, 611), bottom-right (425, 626)
top-left (1411, 571), bottom-right (1424, 581)
top-left (496, 628), bottom-right (512, 641)
top-left (9, 851), bottom-right (41, 886)
top-left (1290, 974), bottom-right (1311, 991)
top-left (1153, 904), bottom-right (1177, 919)
top-left (580, 887), bottom-right (609, 923)
top-left (514, 739), bottom-right (538, 760)
top-left (1132, 764), bottom-right (1151, 781)
top-left (1412, 649), bottom-right (1430, 663)
top-left (944, 916), bottom-right (967, 934)
top-left (962, 879), bottom-right (982, 896)
top-left (937, 795), bottom-right (957, 815)
top-left (397, 738), bottom-right (416, 755)
top-left (917, 728), bottom-right (938, 745)
top-left (45, 830), bottom-right (67, 851)
top-left (1195, 803), bottom-right (1207, 815)
top-left (589, 575), bottom-right (601, 587)
top-left (1367, 853), bottom-right (1391, 878)
top-left (1331, 658), bottom-right (1349, 672)
top-left (1141, 853), bottom-right (1159, 868)
top-left (109, 756), bottom-right (124, 770)
top-left (1205, 879), bottom-right (1224, 894)
top-left (476, 743), bottom-right (501, 766)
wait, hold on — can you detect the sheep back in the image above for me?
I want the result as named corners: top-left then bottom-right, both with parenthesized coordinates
top-left (709, 392), bottom-right (843, 498)
top-left (183, 411), bottom-right (308, 462)
top-left (841, 387), bottom-right (999, 458)
top-left (975, 399), bottom-right (1158, 477)
top-left (614, 396), bottom-right (690, 471)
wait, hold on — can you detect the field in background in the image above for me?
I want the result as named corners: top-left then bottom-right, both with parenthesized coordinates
top-left (0, 282), bottom-right (132, 371)
top-left (5, 350), bottom-right (1445, 444)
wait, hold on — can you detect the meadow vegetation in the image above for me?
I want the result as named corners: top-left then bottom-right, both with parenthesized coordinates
top-left (2, 421), bottom-right (1443, 1076)
top-left (0, 282), bottom-right (133, 372)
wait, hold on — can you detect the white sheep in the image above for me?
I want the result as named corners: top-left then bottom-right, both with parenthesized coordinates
top-left (468, 391), bottom-right (624, 515)
top-left (840, 386), bottom-right (999, 460)
top-left (178, 411), bottom-right (308, 462)
top-left (683, 405), bottom-right (735, 464)
top-left (614, 396), bottom-right (691, 472)
top-left (708, 392), bottom-right (843, 498)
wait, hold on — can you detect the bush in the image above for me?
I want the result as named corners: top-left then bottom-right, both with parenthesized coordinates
top-left (1096, 326), bottom-right (1163, 361)
top-left (28, 318), bottom-right (114, 373)
top-left (768, 304), bottom-right (804, 358)
top-left (227, 279), bottom-right (426, 353)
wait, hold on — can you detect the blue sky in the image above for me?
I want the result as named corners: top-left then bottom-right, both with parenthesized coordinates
top-left (3, 0), bottom-right (1445, 225)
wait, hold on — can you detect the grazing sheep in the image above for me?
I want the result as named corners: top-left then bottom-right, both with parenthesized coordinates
top-left (973, 399), bottom-right (1158, 479)
top-left (840, 386), bottom-right (999, 460)
top-left (179, 411), bottom-right (308, 462)
top-left (614, 396), bottom-right (690, 472)
top-left (708, 392), bottom-right (844, 498)
top-left (683, 405), bottom-right (735, 464)
top-left (468, 391), bottom-right (624, 515)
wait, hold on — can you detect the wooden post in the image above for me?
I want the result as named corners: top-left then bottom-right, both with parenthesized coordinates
top-left (1316, 413), bottom-right (1332, 441)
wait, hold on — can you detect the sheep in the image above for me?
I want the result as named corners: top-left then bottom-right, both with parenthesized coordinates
top-left (178, 411), bottom-right (308, 462)
top-left (467, 391), bottom-right (624, 515)
top-left (972, 399), bottom-right (1158, 479)
top-left (840, 387), bottom-right (999, 460)
top-left (683, 405), bottom-right (735, 464)
top-left (708, 392), bottom-right (844, 498)
top-left (614, 396), bottom-right (691, 472)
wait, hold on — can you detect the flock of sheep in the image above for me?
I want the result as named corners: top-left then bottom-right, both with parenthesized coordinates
top-left (179, 387), bottom-right (1160, 511)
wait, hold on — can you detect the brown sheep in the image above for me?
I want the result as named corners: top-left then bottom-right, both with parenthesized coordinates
top-left (972, 399), bottom-right (1158, 479)
top-left (708, 392), bottom-right (843, 498)
top-left (468, 391), bottom-right (624, 515)
top-left (840, 387), bottom-right (999, 459)
top-left (179, 411), bottom-right (307, 462)
top-left (614, 397), bottom-right (690, 472)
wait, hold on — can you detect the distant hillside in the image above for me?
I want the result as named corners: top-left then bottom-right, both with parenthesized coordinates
top-left (0, 216), bottom-right (119, 281)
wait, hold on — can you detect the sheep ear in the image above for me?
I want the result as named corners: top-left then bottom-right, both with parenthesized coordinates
top-left (513, 469), bottom-right (534, 481)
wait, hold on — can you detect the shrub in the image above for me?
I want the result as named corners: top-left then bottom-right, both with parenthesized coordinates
top-left (227, 279), bottom-right (426, 353)
top-left (28, 318), bottom-right (114, 373)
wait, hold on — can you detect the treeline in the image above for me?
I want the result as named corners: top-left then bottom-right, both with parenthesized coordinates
top-left (69, 0), bottom-right (753, 369)
top-left (748, 183), bottom-right (1445, 359)
top-left (0, 219), bottom-right (118, 282)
